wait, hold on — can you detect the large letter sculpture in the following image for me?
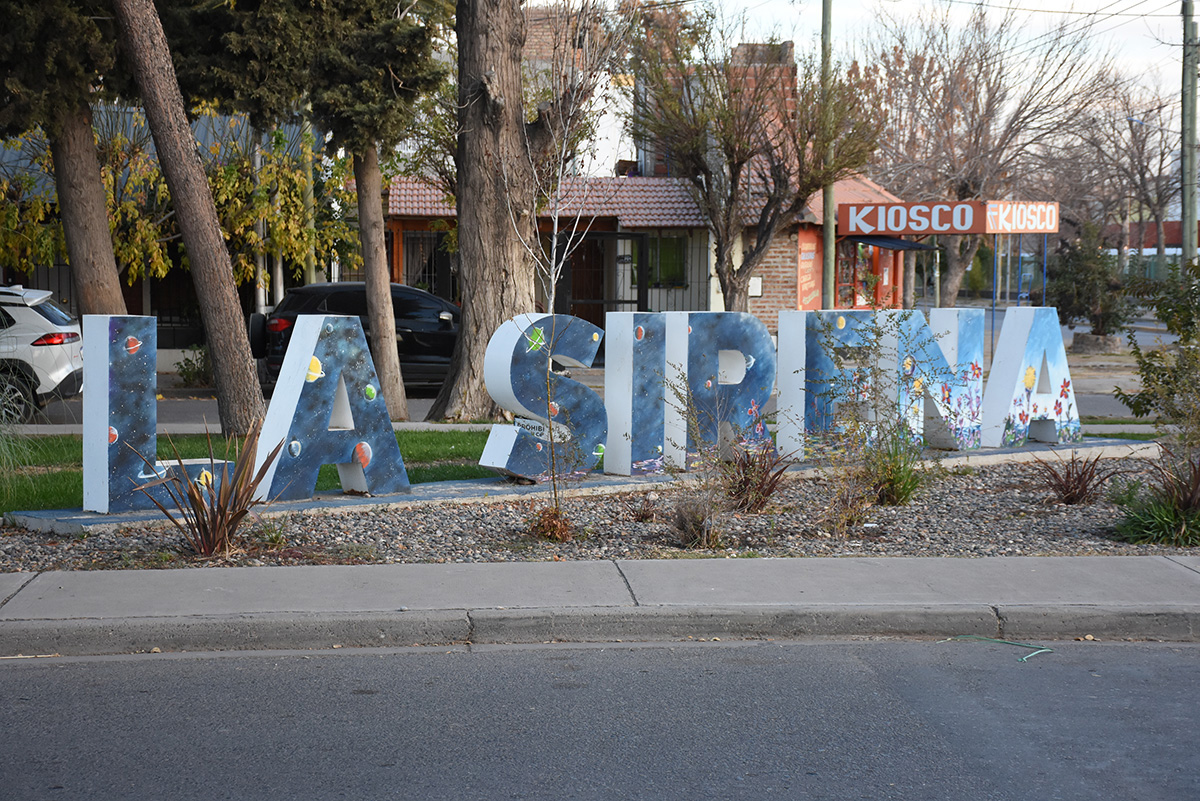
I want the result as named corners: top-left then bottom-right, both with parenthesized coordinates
top-left (255, 315), bottom-right (410, 501)
top-left (981, 307), bottom-right (1081, 447)
top-left (774, 311), bottom-right (808, 456)
top-left (82, 316), bottom-right (211, 513)
top-left (802, 310), bottom-right (876, 434)
top-left (662, 312), bottom-right (777, 468)
top-left (480, 314), bottom-right (607, 480)
top-left (605, 312), bottom-right (667, 475)
top-left (791, 309), bottom-right (984, 451)
top-left (904, 309), bottom-right (984, 450)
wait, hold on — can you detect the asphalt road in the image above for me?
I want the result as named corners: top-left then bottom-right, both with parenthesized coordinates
top-left (2, 640), bottom-right (1196, 800)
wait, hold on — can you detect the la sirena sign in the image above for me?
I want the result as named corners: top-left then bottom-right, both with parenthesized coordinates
top-left (82, 307), bottom-right (1079, 513)
top-left (839, 201), bottom-right (1059, 236)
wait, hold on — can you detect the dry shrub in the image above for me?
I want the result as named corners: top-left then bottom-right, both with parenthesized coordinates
top-left (528, 503), bottom-right (574, 542)
top-left (672, 494), bottom-right (722, 549)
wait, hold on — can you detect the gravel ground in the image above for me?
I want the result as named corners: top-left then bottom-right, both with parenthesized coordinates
top-left (3, 456), bottom-right (1198, 572)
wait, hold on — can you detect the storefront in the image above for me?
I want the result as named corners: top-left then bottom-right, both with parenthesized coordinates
top-left (834, 235), bottom-right (936, 309)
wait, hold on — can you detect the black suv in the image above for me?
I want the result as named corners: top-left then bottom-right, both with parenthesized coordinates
top-left (250, 282), bottom-right (460, 389)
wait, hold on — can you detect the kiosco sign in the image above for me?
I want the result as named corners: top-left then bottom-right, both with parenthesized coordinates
top-left (82, 308), bottom-right (1079, 513)
top-left (839, 201), bottom-right (1059, 236)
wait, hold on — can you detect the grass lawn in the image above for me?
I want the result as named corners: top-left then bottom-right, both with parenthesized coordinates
top-left (1, 429), bottom-right (493, 513)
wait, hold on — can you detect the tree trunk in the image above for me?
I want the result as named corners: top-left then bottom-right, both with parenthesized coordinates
top-left (720, 253), bottom-right (754, 313)
top-left (354, 148), bottom-right (408, 421)
top-left (112, 0), bottom-right (264, 435)
top-left (711, 231), bottom-right (745, 312)
top-left (721, 277), bottom-right (750, 312)
top-left (429, 0), bottom-right (536, 422)
top-left (49, 102), bottom-right (127, 316)
top-left (937, 233), bottom-right (982, 308)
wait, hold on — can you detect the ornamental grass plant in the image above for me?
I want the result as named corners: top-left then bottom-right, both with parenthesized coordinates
top-left (1113, 447), bottom-right (1200, 547)
top-left (719, 441), bottom-right (793, 513)
top-left (868, 425), bottom-right (926, 506)
top-left (1032, 450), bottom-right (1127, 505)
top-left (135, 418), bottom-right (283, 557)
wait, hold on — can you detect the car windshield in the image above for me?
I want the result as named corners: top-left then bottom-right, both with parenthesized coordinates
top-left (31, 298), bottom-right (75, 326)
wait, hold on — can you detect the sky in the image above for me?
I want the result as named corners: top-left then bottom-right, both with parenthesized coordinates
top-left (731, 0), bottom-right (1185, 95)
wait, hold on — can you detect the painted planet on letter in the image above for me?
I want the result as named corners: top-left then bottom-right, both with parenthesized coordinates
top-left (108, 426), bottom-right (118, 444)
top-left (125, 336), bottom-right (142, 355)
top-left (635, 326), bottom-right (645, 341)
top-left (364, 385), bottom-right (377, 401)
top-left (305, 356), bottom-right (326, 382)
top-left (354, 441), bottom-right (373, 469)
top-left (288, 440), bottom-right (302, 458)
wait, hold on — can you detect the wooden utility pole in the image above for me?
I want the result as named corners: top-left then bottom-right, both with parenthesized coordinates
top-left (820, 0), bottom-right (835, 308)
top-left (1184, 0), bottom-right (1197, 263)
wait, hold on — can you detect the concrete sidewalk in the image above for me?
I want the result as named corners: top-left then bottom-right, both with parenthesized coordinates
top-left (2, 555), bottom-right (1199, 657)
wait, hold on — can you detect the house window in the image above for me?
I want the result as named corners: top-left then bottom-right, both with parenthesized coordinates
top-left (632, 236), bottom-right (688, 288)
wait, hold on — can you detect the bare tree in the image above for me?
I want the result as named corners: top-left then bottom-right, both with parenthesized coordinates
top-left (864, 1), bottom-right (1114, 306)
top-left (1107, 87), bottom-right (1180, 276)
top-left (626, 5), bottom-right (878, 312)
top-left (1028, 133), bottom-right (1125, 248)
top-left (1033, 79), bottom-right (1180, 277)
top-left (518, 3), bottom-right (626, 312)
top-left (112, 0), bottom-right (265, 434)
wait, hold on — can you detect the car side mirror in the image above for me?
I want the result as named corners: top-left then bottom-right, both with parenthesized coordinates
top-left (439, 310), bottom-right (454, 326)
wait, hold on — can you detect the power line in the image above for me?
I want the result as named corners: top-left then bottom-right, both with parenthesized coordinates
top-left (998, 0), bottom-right (1174, 62)
top-left (942, 0), bottom-right (1175, 16)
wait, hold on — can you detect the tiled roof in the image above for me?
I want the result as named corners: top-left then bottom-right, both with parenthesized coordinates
top-left (386, 173), bottom-right (899, 229)
top-left (552, 177), bottom-right (708, 227)
top-left (386, 175), bottom-right (707, 227)
top-left (387, 179), bottom-right (455, 218)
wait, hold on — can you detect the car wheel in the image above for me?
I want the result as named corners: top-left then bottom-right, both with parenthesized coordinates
top-left (0, 372), bottom-right (35, 423)
top-left (248, 312), bottom-right (267, 359)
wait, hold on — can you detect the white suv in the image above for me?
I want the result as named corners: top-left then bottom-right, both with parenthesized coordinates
top-left (0, 286), bottom-right (84, 421)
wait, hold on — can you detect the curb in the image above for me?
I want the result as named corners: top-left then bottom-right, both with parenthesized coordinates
top-left (4, 604), bottom-right (1198, 657)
